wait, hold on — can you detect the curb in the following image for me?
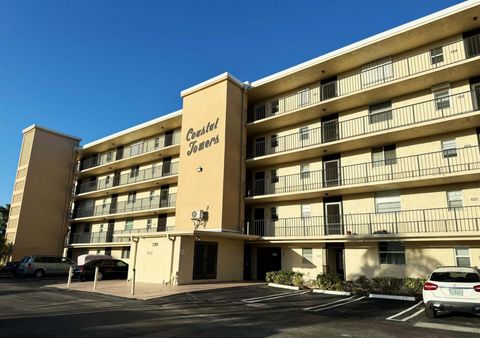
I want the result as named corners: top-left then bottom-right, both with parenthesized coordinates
top-left (369, 293), bottom-right (416, 301)
top-left (313, 289), bottom-right (351, 296)
top-left (267, 283), bottom-right (300, 291)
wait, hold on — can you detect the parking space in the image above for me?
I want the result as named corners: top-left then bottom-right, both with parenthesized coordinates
top-left (1, 276), bottom-right (479, 337)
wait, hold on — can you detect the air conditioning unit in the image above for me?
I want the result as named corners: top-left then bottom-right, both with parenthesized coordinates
top-left (191, 210), bottom-right (204, 220)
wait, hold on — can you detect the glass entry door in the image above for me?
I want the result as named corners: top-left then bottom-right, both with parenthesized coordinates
top-left (325, 202), bottom-right (342, 235)
top-left (323, 159), bottom-right (340, 187)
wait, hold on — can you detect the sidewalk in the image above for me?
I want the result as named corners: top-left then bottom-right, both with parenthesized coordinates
top-left (48, 279), bottom-right (263, 300)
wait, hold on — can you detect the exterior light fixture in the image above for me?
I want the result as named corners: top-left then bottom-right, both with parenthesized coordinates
top-left (197, 167), bottom-right (203, 172)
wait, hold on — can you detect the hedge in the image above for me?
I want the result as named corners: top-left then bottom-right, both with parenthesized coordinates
top-left (265, 271), bottom-right (304, 287)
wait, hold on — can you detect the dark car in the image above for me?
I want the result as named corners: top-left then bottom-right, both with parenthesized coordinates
top-left (5, 261), bottom-right (19, 274)
top-left (73, 259), bottom-right (128, 281)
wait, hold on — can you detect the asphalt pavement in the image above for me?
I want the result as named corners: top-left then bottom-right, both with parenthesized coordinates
top-left (0, 274), bottom-right (479, 337)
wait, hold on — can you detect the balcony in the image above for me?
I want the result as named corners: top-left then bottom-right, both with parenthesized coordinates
top-left (246, 205), bottom-right (480, 238)
top-left (69, 227), bottom-right (175, 245)
top-left (78, 131), bottom-right (181, 174)
top-left (248, 33), bottom-right (480, 130)
top-left (71, 194), bottom-right (176, 222)
top-left (76, 162), bottom-right (179, 198)
top-left (246, 146), bottom-right (480, 201)
top-left (247, 89), bottom-right (480, 163)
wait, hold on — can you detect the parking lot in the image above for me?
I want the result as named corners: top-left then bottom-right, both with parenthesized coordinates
top-left (0, 275), bottom-right (479, 337)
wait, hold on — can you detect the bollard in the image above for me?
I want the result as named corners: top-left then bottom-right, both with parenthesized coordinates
top-left (93, 265), bottom-right (99, 290)
top-left (131, 268), bottom-right (136, 295)
top-left (67, 266), bottom-right (73, 288)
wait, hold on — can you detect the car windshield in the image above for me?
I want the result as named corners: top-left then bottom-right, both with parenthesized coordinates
top-left (430, 271), bottom-right (480, 283)
top-left (20, 256), bottom-right (31, 263)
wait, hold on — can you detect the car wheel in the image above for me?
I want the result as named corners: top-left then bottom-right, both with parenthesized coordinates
top-left (34, 269), bottom-right (45, 278)
top-left (425, 305), bottom-right (437, 318)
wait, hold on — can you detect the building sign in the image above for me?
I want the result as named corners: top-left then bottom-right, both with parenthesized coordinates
top-left (186, 118), bottom-right (220, 156)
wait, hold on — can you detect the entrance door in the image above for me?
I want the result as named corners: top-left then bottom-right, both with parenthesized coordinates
top-left (109, 195), bottom-right (118, 214)
top-left (243, 243), bottom-right (252, 280)
top-left (323, 158), bottom-right (340, 187)
top-left (257, 247), bottom-right (281, 280)
top-left (106, 220), bottom-right (115, 243)
top-left (322, 115), bottom-right (339, 143)
top-left (325, 200), bottom-right (342, 235)
top-left (160, 185), bottom-right (169, 207)
top-left (326, 243), bottom-right (345, 280)
top-left (162, 157), bottom-right (172, 176)
top-left (254, 171), bottom-right (266, 196)
top-left (463, 28), bottom-right (480, 58)
top-left (254, 208), bottom-right (265, 236)
top-left (164, 130), bottom-right (174, 147)
top-left (255, 137), bottom-right (266, 157)
top-left (471, 82), bottom-right (480, 110)
top-left (157, 214), bottom-right (167, 232)
top-left (193, 241), bottom-right (218, 280)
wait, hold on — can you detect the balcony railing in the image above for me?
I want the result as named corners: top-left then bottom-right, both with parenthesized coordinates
top-left (69, 226), bottom-right (175, 244)
top-left (73, 194), bottom-right (177, 219)
top-left (79, 131), bottom-right (181, 171)
top-left (247, 89), bottom-right (480, 158)
top-left (247, 146), bottom-right (480, 197)
top-left (77, 162), bottom-right (179, 194)
top-left (246, 205), bottom-right (480, 237)
top-left (249, 33), bottom-right (480, 123)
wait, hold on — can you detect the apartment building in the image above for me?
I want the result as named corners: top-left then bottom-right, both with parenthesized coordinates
top-left (6, 1), bottom-right (480, 284)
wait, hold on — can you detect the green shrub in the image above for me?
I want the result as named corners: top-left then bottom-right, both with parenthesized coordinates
top-left (316, 273), bottom-right (349, 291)
top-left (404, 278), bottom-right (426, 295)
top-left (371, 277), bottom-right (404, 295)
top-left (265, 271), bottom-right (304, 287)
top-left (352, 275), bottom-right (371, 294)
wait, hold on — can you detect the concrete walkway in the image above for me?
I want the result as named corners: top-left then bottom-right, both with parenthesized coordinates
top-left (48, 280), bottom-right (263, 300)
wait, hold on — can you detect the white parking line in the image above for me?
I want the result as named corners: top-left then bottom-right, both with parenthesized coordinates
top-left (400, 308), bottom-right (424, 322)
top-left (303, 296), bottom-right (356, 311)
top-left (304, 296), bottom-right (366, 312)
top-left (414, 322), bottom-right (480, 334)
top-left (386, 301), bottom-right (423, 321)
top-left (242, 290), bottom-right (310, 304)
top-left (242, 291), bottom-right (296, 302)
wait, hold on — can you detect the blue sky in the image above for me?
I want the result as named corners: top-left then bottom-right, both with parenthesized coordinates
top-left (0, 0), bottom-right (463, 205)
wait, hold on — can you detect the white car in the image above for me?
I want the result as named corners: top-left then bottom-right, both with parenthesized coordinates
top-left (422, 266), bottom-right (480, 318)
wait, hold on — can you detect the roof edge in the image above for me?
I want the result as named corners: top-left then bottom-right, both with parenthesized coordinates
top-left (180, 72), bottom-right (245, 97)
top-left (251, 0), bottom-right (480, 88)
top-left (22, 124), bottom-right (82, 142)
top-left (82, 109), bottom-right (183, 149)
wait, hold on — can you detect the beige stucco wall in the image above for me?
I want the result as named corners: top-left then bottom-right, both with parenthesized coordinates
top-left (345, 240), bottom-right (480, 280)
top-left (176, 77), bottom-right (245, 232)
top-left (7, 127), bottom-right (79, 261)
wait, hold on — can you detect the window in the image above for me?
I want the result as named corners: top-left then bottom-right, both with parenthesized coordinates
top-left (106, 151), bottom-right (113, 162)
top-left (297, 89), bottom-right (310, 107)
top-left (271, 134), bottom-right (278, 148)
top-left (430, 47), bottom-right (444, 65)
top-left (125, 219), bottom-right (134, 230)
top-left (271, 100), bottom-right (279, 115)
top-left (361, 57), bottom-right (393, 87)
top-left (130, 165), bottom-right (140, 178)
top-left (447, 190), bottom-right (463, 208)
top-left (271, 169), bottom-right (279, 183)
top-left (122, 247), bottom-right (131, 259)
top-left (454, 247), bottom-right (471, 267)
top-left (149, 190), bottom-right (156, 201)
top-left (127, 192), bottom-right (136, 204)
top-left (102, 199), bottom-right (107, 209)
top-left (99, 224), bottom-right (104, 232)
top-left (154, 137), bottom-right (160, 148)
top-left (299, 127), bottom-right (309, 141)
top-left (302, 248), bottom-right (313, 264)
top-left (271, 207), bottom-right (279, 221)
top-left (379, 242), bottom-right (405, 264)
top-left (369, 101), bottom-right (392, 124)
top-left (105, 175), bottom-right (110, 185)
top-left (129, 141), bottom-right (143, 156)
top-left (146, 219), bottom-right (152, 230)
top-left (300, 164), bottom-right (310, 179)
top-left (442, 139), bottom-right (457, 158)
top-left (433, 87), bottom-right (450, 110)
top-left (375, 191), bottom-right (401, 213)
top-left (105, 247), bottom-right (112, 256)
top-left (372, 144), bottom-right (397, 166)
top-left (301, 204), bottom-right (311, 218)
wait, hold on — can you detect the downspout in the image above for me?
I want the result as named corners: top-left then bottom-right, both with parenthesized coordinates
top-left (239, 81), bottom-right (250, 234)
top-left (168, 235), bottom-right (177, 285)
top-left (131, 236), bottom-right (139, 295)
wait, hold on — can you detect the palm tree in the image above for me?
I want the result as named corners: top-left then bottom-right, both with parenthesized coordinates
top-left (0, 204), bottom-right (10, 238)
